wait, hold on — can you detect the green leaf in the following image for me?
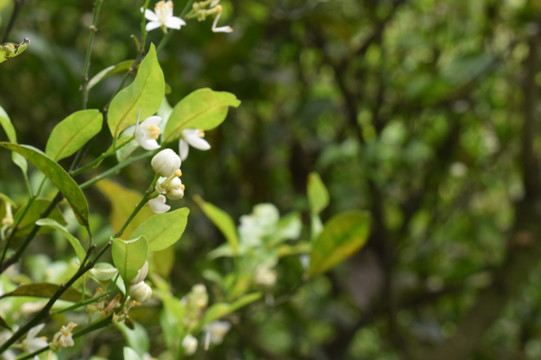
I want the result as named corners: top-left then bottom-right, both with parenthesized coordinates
top-left (0, 282), bottom-right (86, 302)
top-left (87, 60), bottom-right (134, 91)
top-left (0, 105), bottom-right (28, 175)
top-left (112, 236), bottom-right (148, 282)
top-left (36, 218), bottom-right (86, 261)
top-left (194, 195), bottom-right (238, 253)
top-left (95, 180), bottom-right (154, 239)
top-left (116, 322), bottom-right (149, 358)
top-left (201, 292), bottom-right (262, 327)
top-left (0, 143), bottom-right (89, 226)
top-left (164, 88), bottom-right (240, 142)
top-left (107, 44), bottom-right (164, 138)
top-left (132, 207), bottom-right (189, 252)
top-left (13, 198), bottom-right (65, 237)
top-left (123, 347), bottom-right (142, 360)
top-left (0, 38), bottom-right (29, 64)
top-left (307, 172), bottom-right (329, 215)
top-left (45, 109), bottom-right (103, 161)
top-left (308, 211), bottom-right (370, 277)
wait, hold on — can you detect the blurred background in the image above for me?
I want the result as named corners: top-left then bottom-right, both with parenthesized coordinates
top-left (2, 0), bottom-right (541, 359)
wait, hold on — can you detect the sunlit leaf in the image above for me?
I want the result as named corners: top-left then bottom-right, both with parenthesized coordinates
top-left (194, 195), bottom-right (238, 253)
top-left (0, 38), bottom-right (29, 64)
top-left (107, 44), bottom-right (164, 138)
top-left (0, 282), bottom-right (86, 302)
top-left (45, 109), bottom-right (103, 161)
top-left (36, 218), bottom-right (86, 261)
top-left (164, 88), bottom-right (240, 142)
top-left (0, 143), bottom-right (89, 225)
top-left (112, 236), bottom-right (148, 282)
top-left (308, 211), bottom-right (370, 277)
top-left (95, 179), bottom-right (154, 239)
top-left (132, 207), bottom-right (189, 252)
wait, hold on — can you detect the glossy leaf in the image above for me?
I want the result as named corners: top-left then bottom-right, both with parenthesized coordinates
top-left (0, 143), bottom-right (89, 225)
top-left (201, 292), bottom-right (262, 327)
top-left (0, 282), bottom-right (86, 302)
top-left (307, 172), bottom-right (329, 215)
top-left (0, 105), bottom-right (28, 175)
top-left (0, 38), bottom-right (29, 64)
top-left (194, 195), bottom-right (238, 253)
top-left (88, 60), bottom-right (134, 91)
top-left (164, 88), bottom-right (240, 142)
top-left (46, 109), bottom-right (103, 161)
top-left (112, 236), bottom-right (148, 282)
top-left (107, 44), bottom-right (164, 138)
top-left (95, 179), bottom-right (154, 239)
top-left (132, 207), bottom-right (189, 252)
top-left (308, 211), bottom-right (370, 277)
top-left (36, 218), bottom-right (86, 261)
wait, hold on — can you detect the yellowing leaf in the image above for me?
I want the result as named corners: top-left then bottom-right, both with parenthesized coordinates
top-left (308, 211), bottom-right (370, 277)
top-left (95, 179), bottom-right (154, 239)
top-left (0, 38), bottom-right (29, 64)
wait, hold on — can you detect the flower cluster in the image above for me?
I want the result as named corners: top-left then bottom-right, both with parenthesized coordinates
top-left (190, 0), bottom-right (233, 33)
top-left (51, 322), bottom-right (77, 349)
top-left (148, 149), bottom-right (184, 213)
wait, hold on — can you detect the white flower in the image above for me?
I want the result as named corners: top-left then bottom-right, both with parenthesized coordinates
top-left (53, 322), bottom-right (77, 348)
top-left (254, 265), bottom-right (277, 287)
top-left (179, 129), bottom-right (211, 161)
top-left (23, 324), bottom-right (47, 354)
top-left (135, 116), bottom-right (161, 150)
top-left (155, 173), bottom-right (185, 200)
top-left (151, 149), bottom-right (181, 177)
top-left (211, 5), bottom-right (233, 33)
top-left (182, 335), bottom-right (198, 356)
top-left (0, 331), bottom-right (16, 360)
top-left (131, 261), bottom-right (149, 284)
top-left (130, 281), bottom-right (152, 303)
top-left (144, 1), bottom-right (186, 32)
top-left (204, 321), bottom-right (231, 349)
top-left (148, 194), bottom-right (171, 214)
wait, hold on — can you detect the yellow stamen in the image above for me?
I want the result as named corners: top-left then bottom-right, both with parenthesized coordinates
top-left (181, 184), bottom-right (186, 191)
top-left (175, 169), bottom-right (182, 177)
top-left (148, 125), bottom-right (161, 140)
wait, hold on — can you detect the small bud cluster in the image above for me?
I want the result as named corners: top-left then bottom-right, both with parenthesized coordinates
top-left (129, 261), bottom-right (152, 303)
top-left (190, 0), bottom-right (233, 33)
top-left (149, 150), bottom-right (185, 213)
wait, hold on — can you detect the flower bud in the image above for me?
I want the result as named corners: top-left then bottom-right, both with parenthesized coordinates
top-left (254, 265), bottom-right (277, 287)
top-left (130, 281), bottom-right (152, 303)
top-left (148, 194), bottom-right (170, 214)
top-left (131, 261), bottom-right (149, 284)
top-left (182, 334), bottom-right (198, 356)
top-left (165, 177), bottom-right (185, 200)
top-left (151, 149), bottom-right (181, 177)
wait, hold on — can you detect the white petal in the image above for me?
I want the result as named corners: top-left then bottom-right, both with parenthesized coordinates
top-left (139, 138), bottom-right (160, 150)
top-left (186, 135), bottom-right (211, 151)
top-left (148, 195), bottom-right (170, 214)
top-left (211, 12), bottom-right (233, 33)
top-left (141, 115), bottom-right (161, 127)
top-left (165, 17), bottom-right (186, 30)
top-left (27, 324), bottom-right (45, 339)
top-left (144, 9), bottom-right (158, 22)
top-left (179, 139), bottom-right (190, 161)
top-left (146, 21), bottom-right (162, 32)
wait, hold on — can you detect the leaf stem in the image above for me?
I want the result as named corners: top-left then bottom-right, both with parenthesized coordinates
top-left (81, 0), bottom-right (104, 109)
